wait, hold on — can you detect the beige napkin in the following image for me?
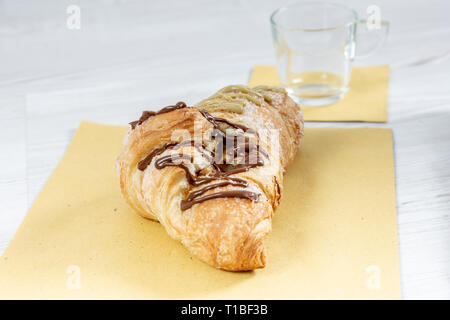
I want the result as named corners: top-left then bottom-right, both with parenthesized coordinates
top-left (0, 122), bottom-right (400, 299)
top-left (249, 65), bottom-right (390, 122)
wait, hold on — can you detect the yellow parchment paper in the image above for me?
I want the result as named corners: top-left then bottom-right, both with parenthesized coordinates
top-left (249, 65), bottom-right (390, 122)
top-left (0, 122), bottom-right (400, 299)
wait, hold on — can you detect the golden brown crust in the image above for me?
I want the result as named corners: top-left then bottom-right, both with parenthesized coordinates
top-left (115, 85), bottom-right (303, 271)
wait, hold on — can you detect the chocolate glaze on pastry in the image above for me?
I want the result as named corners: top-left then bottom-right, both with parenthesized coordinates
top-left (136, 106), bottom-right (268, 210)
top-left (130, 101), bottom-right (187, 129)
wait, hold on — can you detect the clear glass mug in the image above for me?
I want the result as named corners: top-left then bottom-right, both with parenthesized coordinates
top-left (271, 2), bottom-right (389, 106)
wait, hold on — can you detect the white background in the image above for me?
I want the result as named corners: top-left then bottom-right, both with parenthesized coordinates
top-left (0, 0), bottom-right (449, 299)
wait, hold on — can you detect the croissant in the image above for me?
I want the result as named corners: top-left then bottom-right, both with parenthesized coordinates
top-left (115, 85), bottom-right (303, 271)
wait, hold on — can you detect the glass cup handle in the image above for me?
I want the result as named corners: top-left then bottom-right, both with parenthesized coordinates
top-left (355, 19), bottom-right (390, 59)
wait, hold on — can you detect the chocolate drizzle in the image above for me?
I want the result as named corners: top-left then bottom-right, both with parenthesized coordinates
top-left (220, 160), bottom-right (264, 176)
top-left (274, 176), bottom-right (281, 196)
top-left (130, 101), bottom-right (187, 129)
top-left (138, 140), bottom-right (212, 171)
top-left (180, 190), bottom-right (260, 211)
top-left (135, 105), bottom-right (268, 210)
top-left (137, 142), bottom-right (179, 171)
top-left (225, 135), bottom-right (268, 163)
top-left (183, 179), bottom-right (248, 202)
top-left (199, 109), bottom-right (256, 134)
top-left (154, 152), bottom-right (250, 188)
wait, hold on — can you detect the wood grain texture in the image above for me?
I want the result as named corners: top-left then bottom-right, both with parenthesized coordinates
top-left (0, 0), bottom-right (449, 298)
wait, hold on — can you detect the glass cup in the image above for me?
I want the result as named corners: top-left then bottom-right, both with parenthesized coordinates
top-left (270, 2), bottom-right (388, 106)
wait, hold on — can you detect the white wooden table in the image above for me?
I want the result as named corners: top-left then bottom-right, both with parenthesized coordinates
top-left (0, 0), bottom-right (449, 299)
